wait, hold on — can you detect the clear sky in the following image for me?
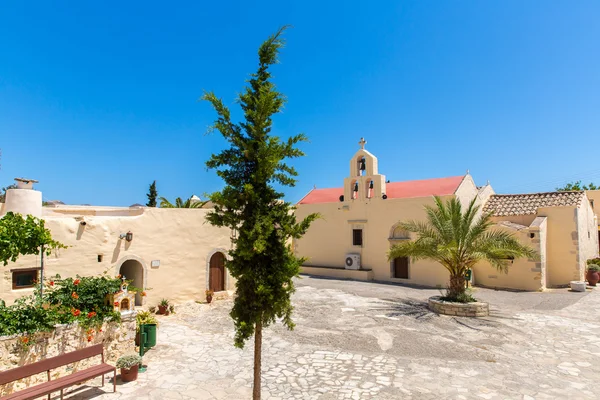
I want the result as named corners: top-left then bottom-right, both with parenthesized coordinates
top-left (1, 1), bottom-right (599, 206)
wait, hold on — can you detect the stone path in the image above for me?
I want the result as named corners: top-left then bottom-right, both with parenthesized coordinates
top-left (63, 278), bottom-right (600, 399)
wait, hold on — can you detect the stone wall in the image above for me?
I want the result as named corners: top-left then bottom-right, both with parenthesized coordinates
top-left (0, 314), bottom-right (135, 396)
top-left (428, 296), bottom-right (489, 317)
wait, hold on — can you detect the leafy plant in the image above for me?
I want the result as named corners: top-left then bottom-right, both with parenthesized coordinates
top-left (148, 306), bottom-right (156, 314)
top-left (205, 289), bottom-right (214, 297)
top-left (116, 354), bottom-right (142, 369)
top-left (159, 299), bottom-right (170, 307)
top-left (169, 305), bottom-right (175, 314)
top-left (136, 311), bottom-right (158, 332)
top-left (202, 26), bottom-right (318, 399)
top-left (0, 212), bottom-right (67, 266)
top-left (388, 196), bottom-right (537, 302)
top-left (587, 258), bottom-right (600, 266)
top-left (587, 264), bottom-right (600, 272)
top-left (159, 196), bottom-right (207, 208)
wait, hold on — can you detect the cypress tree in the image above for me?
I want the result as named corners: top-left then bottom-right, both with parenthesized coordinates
top-left (146, 180), bottom-right (157, 207)
top-left (202, 27), bottom-right (318, 399)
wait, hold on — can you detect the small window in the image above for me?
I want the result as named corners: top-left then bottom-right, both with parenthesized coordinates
top-left (353, 229), bottom-right (363, 246)
top-left (12, 269), bottom-right (38, 290)
top-left (393, 257), bottom-right (409, 279)
top-left (530, 233), bottom-right (535, 239)
top-left (97, 254), bottom-right (103, 262)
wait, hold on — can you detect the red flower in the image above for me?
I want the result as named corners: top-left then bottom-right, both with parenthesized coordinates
top-left (141, 291), bottom-right (147, 297)
top-left (114, 301), bottom-right (119, 307)
top-left (74, 279), bottom-right (80, 285)
top-left (72, 292), bottom-right (79, 299)
top-left (21, 337), bottom-right (29, 344)
top-left (87, 336), bottom-right (93, 342)
top-left (97, 328), bottom-right (103, 333)
top-left (49, 281), bottom-right (54, 286)
top-left (87, 311), bottom-right (97, 318)
top-left (116, 274), bottom-right (122, 279)
top-left (72, 309), bottom-right (81, 317)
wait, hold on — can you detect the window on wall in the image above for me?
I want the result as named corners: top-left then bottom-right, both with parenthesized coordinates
top-left (352, 229), bottom-right (363, 246)
top-left (12, 269), bottom-right (39, 290)
top-left (393, 257), bottom-right (409, 279)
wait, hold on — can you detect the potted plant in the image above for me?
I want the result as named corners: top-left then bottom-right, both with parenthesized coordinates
top-left (117, 354), bottom-right (142, 382)
top-left (586, 264), bottom-right (600, 286)
top-left (205, 289), bottom-right (214, 304)
top-left (135, 311), bottom-right (158, 347)
top-left (157, 299), bottom-right (170, 315)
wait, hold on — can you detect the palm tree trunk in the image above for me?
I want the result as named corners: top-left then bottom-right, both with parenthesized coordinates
top-left (253, 320), bottom-right (262, 400)
top-left (448, 273), bottom-right (466, 300)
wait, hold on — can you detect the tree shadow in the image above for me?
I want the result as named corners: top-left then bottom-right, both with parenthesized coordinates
top-left (370, 298), bottom-right (436, 321)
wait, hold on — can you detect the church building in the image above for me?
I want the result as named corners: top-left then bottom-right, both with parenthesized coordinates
top-left (293, 139), bottom-right (599, 291)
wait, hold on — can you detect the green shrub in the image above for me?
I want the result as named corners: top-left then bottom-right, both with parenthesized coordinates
top-left (136, 311), bottom-right (158, 332)
top-left (587, 264), bottom-right (600, 272)
top-left (440, 288), bottom-right (477, 303)
top-left (587, 258), bottom-right (600, 265)
top-left (116, 354), bottom-right (142, 369)
top-left (0, 272), bottom-right (122, 337)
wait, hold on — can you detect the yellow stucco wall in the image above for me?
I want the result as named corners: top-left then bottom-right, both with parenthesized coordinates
top-left (295, 193), bottom-right (468, 289)
top-left (474, 219), bottom-right (546, 291)
top-left (1, 207), bottom-right (233, 305)
top-left (577, 194), bottom-right (599, 269)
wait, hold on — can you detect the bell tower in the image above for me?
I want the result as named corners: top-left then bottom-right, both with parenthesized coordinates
top-left (343, 138), bottom-right (387, 202)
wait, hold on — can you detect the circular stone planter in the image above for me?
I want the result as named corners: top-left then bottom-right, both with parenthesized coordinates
top-left (428, 296), bottom-right (489, 317)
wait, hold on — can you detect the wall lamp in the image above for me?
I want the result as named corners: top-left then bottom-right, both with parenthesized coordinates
top-left (119, 231), bottom-right (133, 242)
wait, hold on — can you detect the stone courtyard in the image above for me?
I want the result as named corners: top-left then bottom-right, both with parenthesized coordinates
top-left (63, 277), bottom-right (600, 399)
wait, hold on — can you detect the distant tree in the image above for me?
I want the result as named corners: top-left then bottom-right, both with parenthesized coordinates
top-left (158, 196), bottom-right (207, 208)
top-left (202, 27), bottom-right (318, 400)
top-left (146, 180), bottom-right (158, 207)
top-left (556, 181), bottom-right (598, 191)
top-left (0, 184), bottom-right (17, 203)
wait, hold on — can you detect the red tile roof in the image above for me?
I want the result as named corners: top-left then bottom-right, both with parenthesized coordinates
top-left (297, 175), bottom-right (465, 205)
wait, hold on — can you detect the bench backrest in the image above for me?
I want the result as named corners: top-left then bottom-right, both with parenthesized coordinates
top-left (0, 344), bottom-right (104, 385)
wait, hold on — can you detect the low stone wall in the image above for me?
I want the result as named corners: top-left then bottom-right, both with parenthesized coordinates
top-left (428, 296), bottom-right (489, 317)
top-left (0, 314), bottom-right (136, 396)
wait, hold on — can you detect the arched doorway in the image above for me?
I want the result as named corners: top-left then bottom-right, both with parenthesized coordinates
top-left (119, 259), bottom-right (144, 306)
top-left (209, 252), bottom-right (225, 292)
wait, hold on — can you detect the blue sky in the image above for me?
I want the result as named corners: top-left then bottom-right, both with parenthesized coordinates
top-left (1, 1), bottom-right (599, 206)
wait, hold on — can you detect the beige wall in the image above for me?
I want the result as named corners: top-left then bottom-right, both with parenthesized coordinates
top-left (1, 207), bottom-right (233, 305)
top-left (295, 192), bottom-right (471, 289)
top-left (577, 194), bottom-right (599, 268)
top-left (538, 206), bottom-right (580, 286)
top-left (474, 219), bottom-right (546, 291)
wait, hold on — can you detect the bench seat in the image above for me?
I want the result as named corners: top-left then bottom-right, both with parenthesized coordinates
top-left (3, 363), bottom-right (115, 400)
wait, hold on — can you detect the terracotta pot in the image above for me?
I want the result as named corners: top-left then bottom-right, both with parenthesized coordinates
top-left (586, 270), bottom-right (599, 286)
top-left (206, 295), bottom-right (213, 304)
top-left (157, 305), bottom-right (168, 315)
top-left (121, 364), bottom-right (139, 382)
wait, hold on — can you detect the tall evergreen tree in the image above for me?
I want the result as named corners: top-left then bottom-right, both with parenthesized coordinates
top-left (146, 180), bottom-right (158, 207)
top-left (202, 27), bottom-right (318, 400)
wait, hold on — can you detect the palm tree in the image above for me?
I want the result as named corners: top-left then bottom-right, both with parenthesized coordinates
top-left (159, 196), bottom-right (207, 208)
top-left (388, 196), bottom-right (536, 301)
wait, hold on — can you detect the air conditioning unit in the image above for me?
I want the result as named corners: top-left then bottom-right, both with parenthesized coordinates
top-left (345, 253), bottom-right (361, 270)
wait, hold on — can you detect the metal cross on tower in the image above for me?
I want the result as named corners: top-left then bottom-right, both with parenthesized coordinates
top-left (358, 137), bottom-right (367, 149)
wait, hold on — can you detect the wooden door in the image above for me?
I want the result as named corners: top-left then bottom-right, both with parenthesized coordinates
top-left (393, 257), bottom-right (409, 279)
top-left (209, 252), bottom-right (225, 292)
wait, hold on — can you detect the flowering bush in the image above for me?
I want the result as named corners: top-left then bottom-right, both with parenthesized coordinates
top-left (0, 272), bottom-right (122, 337)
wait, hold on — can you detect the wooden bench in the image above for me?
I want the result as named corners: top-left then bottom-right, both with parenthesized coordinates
top-left (0, 343), bottom-right (116, 400)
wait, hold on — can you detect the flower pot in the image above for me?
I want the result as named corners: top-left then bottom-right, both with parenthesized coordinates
top-left (120, 364), bottom-right (139, 382)
top-left (206, 295), bottom-right (213, 304)
top-left (586, 270), bottom-right (599, 286)
top-left (157, 305), bottom-right (168, 315)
